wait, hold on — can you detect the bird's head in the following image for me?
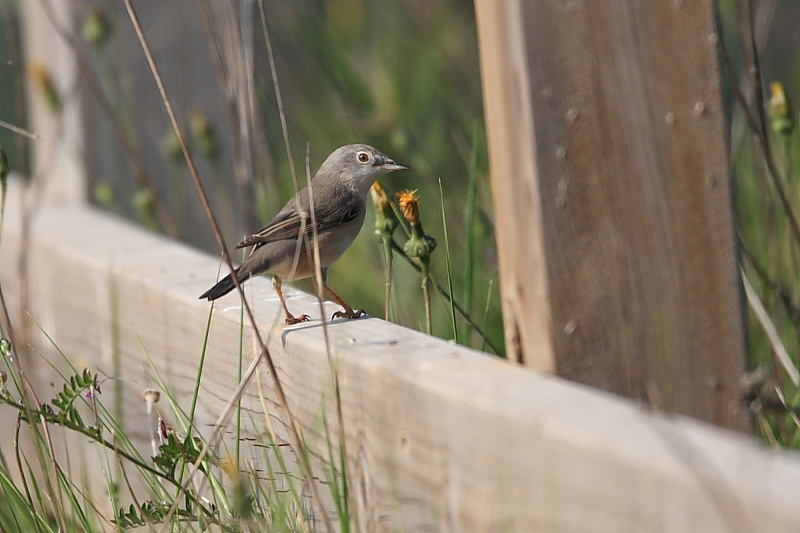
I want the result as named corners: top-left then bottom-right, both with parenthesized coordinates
top-left (318, 144), bottom-right (410, 197)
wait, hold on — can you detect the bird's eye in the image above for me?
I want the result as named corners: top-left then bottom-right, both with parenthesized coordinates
top-left (356, 151), bottom-right (370, 163)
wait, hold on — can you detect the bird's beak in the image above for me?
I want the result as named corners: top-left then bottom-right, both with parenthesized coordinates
top-left (379, 158), bottom-right (410, 172)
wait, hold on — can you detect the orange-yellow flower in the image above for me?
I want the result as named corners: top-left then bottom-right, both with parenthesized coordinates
top-left (371, 181), bottom-right (391, 211)
top-left (396, 189), bottom-right (420, 224)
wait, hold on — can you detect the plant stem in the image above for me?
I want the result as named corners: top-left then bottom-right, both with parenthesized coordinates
top-left (383, 237), bottom-right (393, 320)
top-left (391, 241), bottom-right (502, 355)
top-left (421, 260), bottom-right (432, 335)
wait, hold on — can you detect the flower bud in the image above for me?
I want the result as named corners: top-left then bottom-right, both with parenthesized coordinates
top-left (768, 82), bottom-right (792, 136)
top-left (371, 181), bottom-right (399, 237)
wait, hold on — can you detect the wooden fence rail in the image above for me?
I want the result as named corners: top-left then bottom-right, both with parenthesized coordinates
top-left (1, 178), bottom-right (798, 532)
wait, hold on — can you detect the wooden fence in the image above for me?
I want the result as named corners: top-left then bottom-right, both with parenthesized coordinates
top-left (3, 181), bottom-right (799, 531)
top-left (476, 0), bottom-right (749, 431)
top-left (0, 0), bottom-right (798, 531)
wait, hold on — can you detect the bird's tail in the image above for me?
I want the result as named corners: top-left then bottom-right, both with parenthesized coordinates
top-left (199, 268), bottom-right (248, 300)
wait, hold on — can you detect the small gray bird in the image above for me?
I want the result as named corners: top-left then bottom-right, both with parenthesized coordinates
top-left (200, 144), bottom-right (410, 324)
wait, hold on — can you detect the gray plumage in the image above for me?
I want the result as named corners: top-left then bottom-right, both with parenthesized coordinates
top-left (200, 144), bottom-right (409, 322)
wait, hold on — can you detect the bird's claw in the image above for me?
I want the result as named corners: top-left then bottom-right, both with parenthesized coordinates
top-left (332, 309), bottom-right (367, 320)
top-left (285, 314), bottom-right (311, 326)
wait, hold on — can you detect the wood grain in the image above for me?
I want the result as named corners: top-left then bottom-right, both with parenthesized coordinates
top-left (475, 0), bottom-right (749, 429)
top-left (0, 184), bottom-right (797, 531)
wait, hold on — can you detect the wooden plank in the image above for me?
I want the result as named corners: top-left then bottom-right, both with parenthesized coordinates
top-left (1, 182), bottom-right (798, 531)
top-left (475, 1), bottom-right (749, 429)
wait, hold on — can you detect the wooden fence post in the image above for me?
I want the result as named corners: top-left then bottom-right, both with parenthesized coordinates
top-left (475, 1), bottom-right (750, 430)
top-left (21, 0), bottom-right (86, 204)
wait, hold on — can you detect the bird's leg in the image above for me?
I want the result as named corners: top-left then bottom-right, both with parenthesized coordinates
top-left (272, 275), bottom-right (309, 325)
top-left (327, 285), bottom-right (366, 319)
top-left (319, 269), bottom-right (366, 320)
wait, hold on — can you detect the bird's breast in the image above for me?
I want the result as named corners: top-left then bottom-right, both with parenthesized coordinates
top-left (316, 212), bottom-right (364, 264)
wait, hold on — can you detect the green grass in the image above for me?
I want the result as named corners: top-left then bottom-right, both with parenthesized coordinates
top-left (719, 0), bottom-right (800, 448)
top-left (0, 318), bottom-right (350, 532)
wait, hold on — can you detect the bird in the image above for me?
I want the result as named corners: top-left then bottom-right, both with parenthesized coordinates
top-left (199, 144), bottom-right (410, 324)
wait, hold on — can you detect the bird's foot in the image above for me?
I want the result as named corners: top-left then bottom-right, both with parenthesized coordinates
top-left (332, 308), bottom-right (367, 320)
top-left (284, 314), bottom-right (310, 326)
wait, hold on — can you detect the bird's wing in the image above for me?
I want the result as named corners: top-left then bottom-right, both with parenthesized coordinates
top-left (233, 196), bottom-right (361, 250)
